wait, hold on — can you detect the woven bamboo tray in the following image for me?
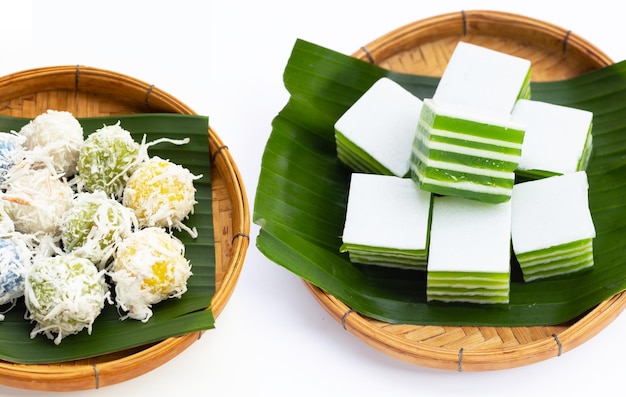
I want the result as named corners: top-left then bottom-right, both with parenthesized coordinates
top-left (0, 66), bottom-right (250, 390)
top-left (304, 10), bottom-right (626, 371)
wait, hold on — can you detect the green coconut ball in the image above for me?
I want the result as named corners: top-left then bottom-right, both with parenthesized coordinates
top-left (24, 254), bottom-right (109, 345)
top-left (60, 191), bottom-right (137, 270)
top-left (78, 122), bottom-right (140, 198)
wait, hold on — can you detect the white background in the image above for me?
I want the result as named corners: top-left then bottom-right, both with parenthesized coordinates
top-left (0, 1), bottom-right (625, 396)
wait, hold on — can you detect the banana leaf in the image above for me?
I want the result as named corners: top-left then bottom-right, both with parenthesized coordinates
top-left (0, 113), bottom-right (215, 364)
top-left (254, 38), bottom-right (626, 326)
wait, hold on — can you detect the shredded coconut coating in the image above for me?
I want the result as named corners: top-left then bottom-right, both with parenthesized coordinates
top-left (109, 227), bottom-right (192, 322)
top-left (2, 167), bottom-right (74, 236)
top-left (0, 202), bottom-right (14, 237)
top-left (0, 132), bottom-right (25, 187)
top-left (18, 110), bottom-right (84, 177)
top-left (77, 123), bottom-right (140, 198)
top-left (25, 254), bottom-right (110, 345)
top-left (0, 233), bottom-right (40, 321)
top-left (0, 238), bottom-right (28, 307)
top-left (60, 191), bottom-right (138, 270)
top-left (123, 157), bottom-right (200, 237)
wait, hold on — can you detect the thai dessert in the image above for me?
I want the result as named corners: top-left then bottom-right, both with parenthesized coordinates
top-left (511, 171), bottom-right (596, 281)
top-left (3, 167), bottom-right (74, 236)
top-left (335, 77), bottom-right (424, 177)
top-left (340, 173), bottom-right (431, 269)
top-left (109, 227), bottom-right (192, 322)
top-left (77, 122), bottom-right (140, 198)
top-left (60, 191), bottom-right (137, 270)
top-left (18, 109), bottom-right (84, 177)
top-left (24, 254), bottom-right (109, 345)
top-left (123, 156), bottom-right (200, 237)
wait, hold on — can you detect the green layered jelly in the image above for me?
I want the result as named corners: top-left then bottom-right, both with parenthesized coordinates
top-left (511, 99), bottom-right (594, 180)
top-left (334, 77), bottom-right (423, 177)
top-left (433, 42), bottom-right (532, 115)
top-left (511, 172), bottom-right (596, 282)
top-left (340, 173), bottom-right (432, 270)
top-left (426, 195), bottom-right (512, 304)
top-left (410, 99), bottom-right (525, 204)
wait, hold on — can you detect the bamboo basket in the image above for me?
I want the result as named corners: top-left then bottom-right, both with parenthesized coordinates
top-left (0, 66), bottom-right (250, 390)
top-left (304, 10), bottom-right (626, 371)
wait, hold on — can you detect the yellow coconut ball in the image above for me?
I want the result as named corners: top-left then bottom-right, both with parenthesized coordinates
top-left (122, 157), bottom-right (200, 237)
top-left (109, 227), bottom-right (192, 322)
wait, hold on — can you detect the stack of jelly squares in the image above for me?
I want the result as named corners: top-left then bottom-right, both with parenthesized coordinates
top-left (336, 41), bottom-right (596, 305)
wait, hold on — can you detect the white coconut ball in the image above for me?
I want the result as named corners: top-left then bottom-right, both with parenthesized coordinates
top-left (3, 167), bottom-right (74, 236)
top-left (19, 109), bottom-right (84, 176)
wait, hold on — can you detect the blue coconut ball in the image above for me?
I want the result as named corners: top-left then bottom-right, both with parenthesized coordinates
top-left (0, 238), bottom-right (27, 306)
top-left (0, 132), bottom-right (22, 184)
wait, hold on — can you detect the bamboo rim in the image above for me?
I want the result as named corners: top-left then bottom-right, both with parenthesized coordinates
top-left (304, 10), bottom-right (626, 371)
top-left (0, 65), bottom-right (250, 390)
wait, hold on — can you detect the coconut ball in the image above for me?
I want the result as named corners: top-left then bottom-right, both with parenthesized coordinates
top-left (78, 123), bottom-right (140, 198)
top-left (3, 167), bottom-right (74, 235)
top-left (0, 237), bottom-right (30, 308)
top-left (25, 254), bottom-right (109, 345)
top-left (109, 227), bottom-right (192, 322)
top-left (0, 132), bottom-right (24, 186)
top-left (122, 157), bottom-right (199, 236)
top-left (19, 109), bottom-right (84, 176)
top-left (61, 191), bottom-right (137, 270)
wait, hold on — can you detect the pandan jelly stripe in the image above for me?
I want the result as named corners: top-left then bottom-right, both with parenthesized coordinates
top-left (426, 292), bottom-right (509, 304)
top-left (521, 252), bottom-right (594, 276)
top-left (422, 146), bottom-right (520, 171)
top-left (520, 254), bottom-right (593, 278)
top-left (335, 132), bottom-right (394, 175)
top-left (427, 278), bottom-right (510, 289)
top-left (519, 252), bottom-right (591, 271)
top-left (427, 127), bottom-right (524, 150)
top-left (417, 118), bottom-right (524, 152)
top-left (340, 243), bottom-right (427, 256)
top-left (426, 129), bottom-right (523, 155)
top-left (517, 244), bottom-right (593, 268)
top-left (427, 277), bottom-right (509, 292)
top-left (411, 146), bottom-right (516, 182)
top-left (426, 286), bottom-right (510, 296)
top-left (426, 271), bottom-right (510, 282)
top-left (427, 284), bottom-right (510, 293)
top-left (426, 140), bottom-right (521, 164)
top-left (514, 238), bottom-right (593, 262)
top-left (343, 248), bottom-right (428, 265)
top-left (348, 253), bottom-right (427, 264)
top-left (345, 250), bottom-right (427, 263)
top-left (413, 179), bottom-right (512, 204)
top-left (412, 160), bottom-right (515, 190)
top-left (523, 262), bottom-right (594, 283)
top-left (336, 144), bottom-right (384, 174)
top-left (421, 105), bottom-right (525, 143)
top-left (522, 257), bottom-right (594, 282)
top-left (348, 254), bottom-right (427, 269)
